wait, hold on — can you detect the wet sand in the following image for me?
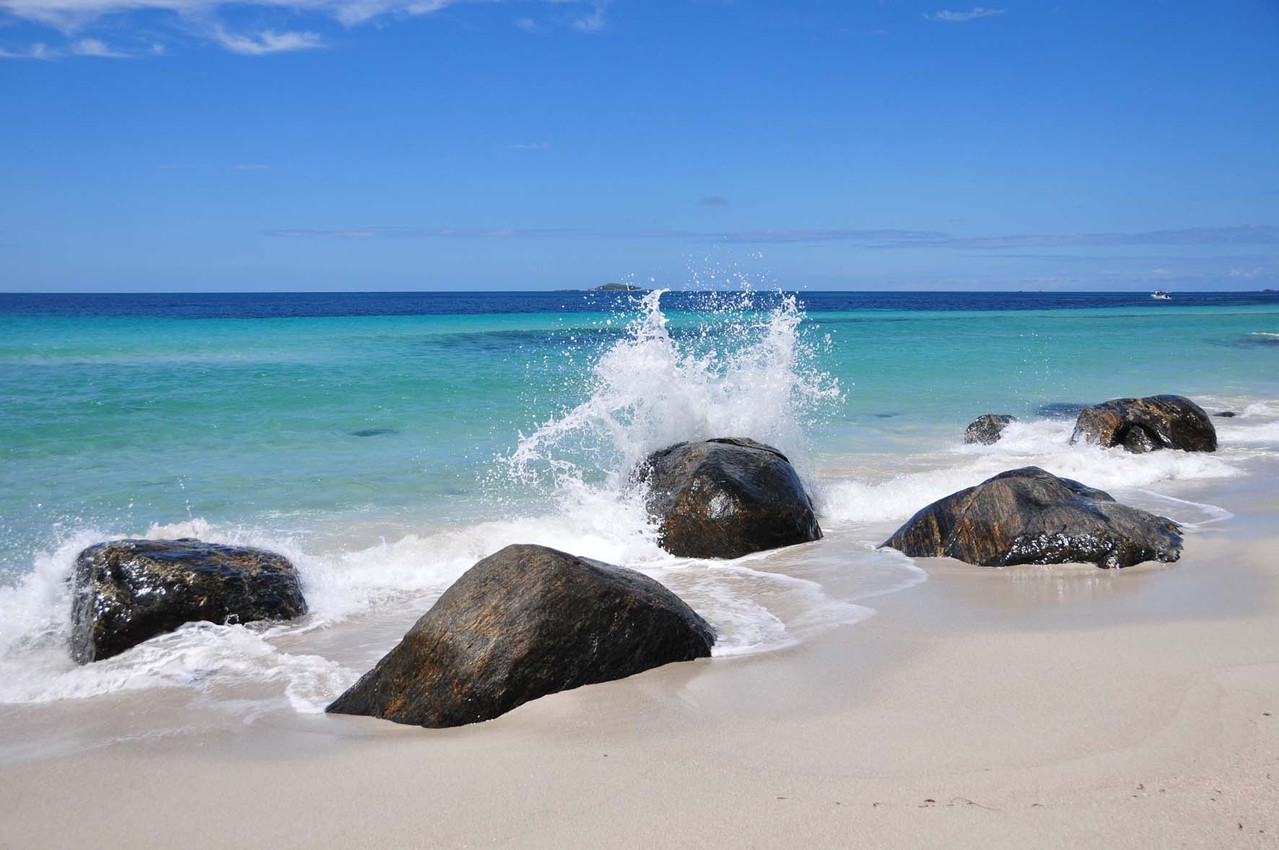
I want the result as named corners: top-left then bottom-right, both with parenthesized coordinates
top-left (1, 470), bottom-right (1276, 848)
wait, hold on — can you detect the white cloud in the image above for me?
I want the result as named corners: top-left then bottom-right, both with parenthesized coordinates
top-left (211, 26), bottom-right (325, 54)
top-left (0, 0), bottom-right (447, 31)
top-left (924, 7), bottom-right (1005, 23)
top-left (0, 41), bottom-right (57, 59)
top-left (70, 37), bottom-right (127, 56)
top-left (510, 141), bottom-right (551, 150)
top-left (0, 0), bottom-right (611, 55)
top-left (569, 0), bottom-right (610, 32)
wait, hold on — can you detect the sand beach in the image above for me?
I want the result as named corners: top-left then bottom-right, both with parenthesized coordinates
top-left (2, 462), bottom-right (1275, 849)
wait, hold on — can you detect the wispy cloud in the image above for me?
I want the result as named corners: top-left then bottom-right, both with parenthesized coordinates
top-left (70, 37), bottom-right (128, 57)
top-left (567, 0), bottom-right (611, 33)
top-left (211, 27), bottom-right (324, 55)
top-left (266, 226), bottom-right (592, 238)
top-left (0, 42), bottom-right (55, 59)
top-left (262, 223), bottom-right (1279, 251)
top-left (924, 7), bottom-right (1005, 23)
top-left (0, 37), bottom-right (130, 58)
top-left (893, 224), bottom-right (1279, 250)
top-left (510, 141), bottom-right (551, 151)
top-left (0, 0), bottom-right (609, 56)
top-left (157, 162), bottom-right (275, 171)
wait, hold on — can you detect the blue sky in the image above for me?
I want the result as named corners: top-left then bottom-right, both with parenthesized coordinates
top-left (2, 0), bottom-right (1277, 292)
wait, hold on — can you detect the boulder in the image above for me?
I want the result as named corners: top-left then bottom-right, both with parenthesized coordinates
top-left (881, 466), bottom-right (1182, 569)
top-left (327, 544), bottom-right (715, 728)
top-left (963, 414), bottom-right (1017, 445)
top-left (70, 538), bottom-right (307, 664)
top-left (1070, 394), bottom-right (1217, 453)
top-left (638, 438), bottom-right (822, 559)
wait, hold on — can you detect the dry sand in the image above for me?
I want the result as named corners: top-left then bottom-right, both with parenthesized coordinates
top-left (1, 472), bottom-right (1276, 848)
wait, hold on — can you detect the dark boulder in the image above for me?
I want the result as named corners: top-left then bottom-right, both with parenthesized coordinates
top-left (1070, 394), bottom-right (1217, 453)
top-left (638, 438), bottom-right (822, 559)
top-left (1215, 411), bottom-right (1238, 418)
top-left (327, 544), bottom-right (715, 728)
top-left (963, 414), bottom-right (1017, 445)
top-left (70, 538), bottom-right (307, 664)
top-left (881, 466), bottom-right (1182, 569)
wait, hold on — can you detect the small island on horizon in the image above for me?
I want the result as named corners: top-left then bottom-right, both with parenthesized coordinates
top-left (554, 283), bottom-right (651, 293)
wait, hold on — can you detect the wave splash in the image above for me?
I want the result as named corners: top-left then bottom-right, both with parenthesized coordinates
top-left (504, 289), bottom-right (841, 499)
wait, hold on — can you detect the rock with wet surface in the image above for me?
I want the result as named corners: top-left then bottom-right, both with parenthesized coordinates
top-left (70, 538), bottom-right (307, 663)
top-left (638, 437), bottom-right (822, 559)
top-left (963, 414), bottom-right (1017, 445)
top-left (1070, 394), bottom-right (1217, 453)
top-left (326, 544), bottom-right (715, 728)
top-left (881, 466), bottom-right (1182, 569)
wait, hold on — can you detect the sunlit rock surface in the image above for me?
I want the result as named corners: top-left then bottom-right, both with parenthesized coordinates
top-left (639, 438), bottom-right (822, 559)
top-left (882, 466), bottom-right (1182, 569)
top-left (70, 538), bottom-right (307, 663)
top-left (327, 544), bottom-right (715, 728)
top-left (1071, 394), bottom-right (1217, 453)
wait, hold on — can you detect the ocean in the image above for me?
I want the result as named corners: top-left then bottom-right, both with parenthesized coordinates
top-left (1, 288), bottom-right (1278, 757)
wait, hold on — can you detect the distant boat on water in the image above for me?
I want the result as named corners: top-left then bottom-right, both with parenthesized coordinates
top-left (1151, 290), bottom-right (1171, 300)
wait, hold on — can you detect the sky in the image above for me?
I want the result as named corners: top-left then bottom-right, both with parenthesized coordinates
top-left (1, 0), bottom-right (1277, 292)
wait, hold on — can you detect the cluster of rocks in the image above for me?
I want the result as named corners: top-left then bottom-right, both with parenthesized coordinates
top-left (888, 394), bottom-right (1219, 569)
top-left (69, 438), bottom-right (819, 728)
top-left (69, 394), bottom-right (1216, 728)
top-left (962, 394), bottom-right (1217, 453)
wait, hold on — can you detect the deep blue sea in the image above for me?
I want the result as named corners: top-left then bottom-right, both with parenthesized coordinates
top-left (1, 288), bottom-right (1277, 737)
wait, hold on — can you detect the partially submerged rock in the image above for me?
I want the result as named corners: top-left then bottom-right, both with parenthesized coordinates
top-left (639, 438), bottom-right (822, 559)
top-left (1071, 394), bottom-right (1217, 453)
top-left (881, 466), bottom-right (1182, 569)
top-left (70, 538), bottom-right (307, 663)
top-left (327, 544), bottom-right (715, 728)
top-left (963, 414), bottom-right (1017, 445)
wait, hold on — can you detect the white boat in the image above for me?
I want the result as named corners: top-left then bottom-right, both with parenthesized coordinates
top-left (1151, 290), bottom-right (1171, 300)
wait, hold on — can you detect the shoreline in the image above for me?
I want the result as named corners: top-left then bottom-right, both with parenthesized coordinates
top-left (1, 461), bottom-right (1276, 847)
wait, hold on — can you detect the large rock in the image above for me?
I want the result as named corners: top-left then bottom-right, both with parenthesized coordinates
top-left (963, 414), bottom-right (1017, 445)
top-left (327, 544), bottom-right (715, 728)
top-left (881, 467), bottom-right (1182, 569)
top-left (1070, 394), bottom-right (1217, 453)
top-left (639, 438), bottom-right (821, 559)
top-left (70, 538), bottom-right (307, 663)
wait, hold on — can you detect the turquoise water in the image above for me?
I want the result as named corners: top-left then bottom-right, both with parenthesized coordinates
top-left (814, 303), bottom-right (1279, 449)
top-left (4, 294), bottom-right (1276, 575)
top-left (0, 290), bottom-right (1277, 728)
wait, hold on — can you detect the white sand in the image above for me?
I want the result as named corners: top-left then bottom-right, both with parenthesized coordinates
top-left (1, 473), bottom-right (1276, 848)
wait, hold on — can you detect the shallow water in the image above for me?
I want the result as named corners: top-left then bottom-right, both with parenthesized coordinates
top-left (1, 288), bottom-right (1277, 761)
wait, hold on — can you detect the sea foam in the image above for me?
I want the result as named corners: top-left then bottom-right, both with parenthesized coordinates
top-left (0, 289), bottom-right (872, 713)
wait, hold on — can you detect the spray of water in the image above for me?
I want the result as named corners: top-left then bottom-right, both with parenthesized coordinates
top-left (504, 289), bottom-right (841, 502)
